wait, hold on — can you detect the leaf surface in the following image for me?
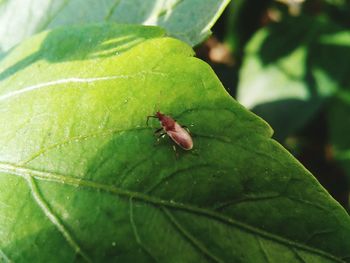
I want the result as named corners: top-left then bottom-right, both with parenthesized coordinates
top-left (0, 0), bottom-right (230, 53)
top-left (0, 23), bottom-right (350, 263)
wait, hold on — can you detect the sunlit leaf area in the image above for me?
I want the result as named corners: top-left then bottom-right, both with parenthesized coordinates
top-left (0, 0), bottom-right (349, 262)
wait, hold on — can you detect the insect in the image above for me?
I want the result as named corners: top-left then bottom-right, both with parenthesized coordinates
top-left (147, 111), bottom-right (193, 150)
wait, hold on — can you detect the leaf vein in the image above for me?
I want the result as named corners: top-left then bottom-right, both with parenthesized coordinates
top-left (0, 162), bottom-right (345, 263)
top-left (145, 164), bottom-right (215, 194)
top-left (0, 75), bottom-right (132, 102)
top-left (104, 0), bottom-right (121, 21)
top-left (213, 193), bottom-right (282, 211)
top-left (22, 107), bottom-right (240, 166)
top-left (129, 197), bottom-right (159, 262)
top-left (21, 127), bottom-right (149, 165)
top-left (292, 248), bottom-right (308, 263)
top-left (162, 207), bottom-right (224, 263)
top-left (39, 0), bottom-right (70, 30)
top-left (21, 107), bottom-right (237, 166)
top-left (257, 237), bottom-right (271, 263)
top-left (25, 175), bottom-right (92, 263)
top-left (0, 70), bottom-right (168, 102)
top-left (0, 248), bottom-right (11, 263)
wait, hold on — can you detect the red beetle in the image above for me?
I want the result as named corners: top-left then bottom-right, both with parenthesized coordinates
top-left (147, 111), bottom-right (193, 150)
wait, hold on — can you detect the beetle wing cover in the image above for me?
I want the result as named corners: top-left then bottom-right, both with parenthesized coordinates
top-left (167, 122), bottom-right (193, 150)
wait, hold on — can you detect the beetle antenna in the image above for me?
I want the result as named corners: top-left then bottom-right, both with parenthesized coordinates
top-left (146, 115), bottom-right (157, 126)
top-left (155, 103), bottom-right (160, 114)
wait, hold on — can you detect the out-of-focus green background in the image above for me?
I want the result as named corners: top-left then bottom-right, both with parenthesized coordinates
top-left (199, 0), bottom-right (350, 210)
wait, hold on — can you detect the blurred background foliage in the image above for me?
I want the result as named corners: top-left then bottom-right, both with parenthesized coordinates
top-left (197, 0), bottom-right (350, 210)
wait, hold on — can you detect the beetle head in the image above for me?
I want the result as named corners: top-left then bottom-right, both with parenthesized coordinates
top-left (156, 111), bottom-right (164, 119)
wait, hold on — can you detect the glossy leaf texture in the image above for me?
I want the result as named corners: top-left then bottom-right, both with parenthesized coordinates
top-left (236, 16), bottom-right (349, 140)
top-left (0, 23), bottom-right (350, 263)
top-left (0, 0), bottom-right (230, 53)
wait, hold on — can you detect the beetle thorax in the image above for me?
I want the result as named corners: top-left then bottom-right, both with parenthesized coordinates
top-left (156, 112), bottom-right (175, 131)
top-left (161, 116), bottom-right (175, 130)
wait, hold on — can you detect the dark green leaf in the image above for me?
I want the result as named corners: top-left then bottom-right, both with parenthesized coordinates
top-left (236, 16), bottom-right (349, 140)
top-left (224, 0), bottom-right (271, 55)
top-left (328, 91), bottom-right (350, 182)
top-left (0, 23), bottom-right (350, 262)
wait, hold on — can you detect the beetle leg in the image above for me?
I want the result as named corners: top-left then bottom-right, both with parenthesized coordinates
top-left (154, 127), bottom-right (163, 134)
top-left (156, 132), bottom-right (167, 138)
top-left (154, 131), bottom-right (166, 144)
top-left (172, 145), bottom-right (179, 159)
top-left (146, 115), bottom-right (157, 126)
top-left (153, 133), bottom-right (167, 147)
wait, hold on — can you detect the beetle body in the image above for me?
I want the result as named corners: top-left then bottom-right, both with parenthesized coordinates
top-left (148, 111), bottom-right (193, 150)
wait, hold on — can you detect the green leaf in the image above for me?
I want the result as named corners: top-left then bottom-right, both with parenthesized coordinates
top-left (323, 0), bottom-right (350, 27)
top-left (0, 0), bottom-right (230, 53)
top-left (224, 0), bottom-right (270, 55)
top-left (322, 31), bottom-right (350, 185)
top-left (1, 23), bottom-right (350, 262)
top-left (236, 16), bottom-right (348, 140)
top-left (328, 91), bottom-right (350, 182)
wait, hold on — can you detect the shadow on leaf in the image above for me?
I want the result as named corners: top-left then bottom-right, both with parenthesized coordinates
top-left (0, 24), bottom-right (164, 81)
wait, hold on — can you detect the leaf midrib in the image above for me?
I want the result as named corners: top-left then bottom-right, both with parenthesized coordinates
top-left (0, 162), bottom-right (345, 263)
